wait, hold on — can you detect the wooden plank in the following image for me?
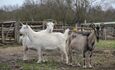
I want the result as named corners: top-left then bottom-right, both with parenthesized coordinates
top-left (31, 25), bottom-right (43, 28)
top-left (53, 29), bottom-right (64, 31)
top-left (5, 23), bottom-right (14, 39)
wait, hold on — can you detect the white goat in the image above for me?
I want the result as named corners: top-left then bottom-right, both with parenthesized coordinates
top-left (20, 23), bottom-right (69, 64)
top-left (39, 22), bottom-right (54, 33)
top-left (19, 22), bottom-right (54, 60)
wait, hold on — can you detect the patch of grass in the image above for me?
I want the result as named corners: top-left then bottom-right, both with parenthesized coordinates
top-left (23, 62), bottom-right (56, 70)
top-left (0, 63), bottom-right (11, 70)
top-left (0, 60), bottom-right (62, 70)
top-left (96, 40), bottom-right (115, 48)
top-left (22, 63), bottom-right (58, 70)
top-left (0, 40), bottom-right (115, 70)
top-left (17, 60), bottom-right (70, 70)
top-left (0, 44), bottom-right (21, 48)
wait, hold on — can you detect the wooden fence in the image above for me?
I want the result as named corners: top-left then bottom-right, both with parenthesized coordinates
top-left (81, 23), bottom-right (115, 40)
top-left (0, 21), bottom-right (115, 45)
top-left (0, 21), bottom-right (71, 45)
top-left (0, 21), bottom-right (16, 45)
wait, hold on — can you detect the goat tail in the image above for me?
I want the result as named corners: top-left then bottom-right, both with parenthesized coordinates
top-left (64, 28), bottom-right (72, 63)
top-left (64, 28), bottom-right (70, 40)
top-left (64, 28), bottom-right (70, 55)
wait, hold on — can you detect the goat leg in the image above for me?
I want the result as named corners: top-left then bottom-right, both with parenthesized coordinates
top-left (65, 51), bottom-right (69, 64)
top-left (88, 51), bottom-right (93, 68)
top-left (68, 48), bottom-right (73, 65)
top-left (23, 47), bottom-right (28, 61)
top-left (76, 54), bottom-right (81, 67)
top-left (37, 48), bottom-right (42, 63)
top-left (83, 51), bottom-right (87, 68)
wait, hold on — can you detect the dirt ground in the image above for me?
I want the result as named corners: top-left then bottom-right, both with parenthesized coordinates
top-left (0, 46), bottom-right (115, 70)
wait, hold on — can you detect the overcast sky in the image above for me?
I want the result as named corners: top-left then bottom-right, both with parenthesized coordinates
top-left (0, 0), bottom-right (24, 8)
top-left (0, 0), bottom-right (115, 10)
top-left (92, 0), bottom-right (115, 10)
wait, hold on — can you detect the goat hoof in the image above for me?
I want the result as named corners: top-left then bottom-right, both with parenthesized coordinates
top-left (42, 60), bottom-right (48, 63)
top-left (65, 61), bottom-right (69, 64)
top-left (23, 58), bottom-right (28, 61)
top-left (68, 63), bottom-right (73, 66)
top-left (83, 65), bottom-right (87, 69)
top-left (66, 62), bottom-right (69, 65)
top-left (37, 60), bottom-right (42, 63)
top-left (88, 65), bottom-right (93, 68)
top-left (23, 59), bottom-right (27, 61)
top-left (77, 63), bottom-right (81, 67)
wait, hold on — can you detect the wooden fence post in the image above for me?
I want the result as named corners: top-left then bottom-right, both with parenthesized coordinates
top-left (14, 22), bottom-right (20, 43)
top-left (1, 23), bottom-right (5, 43)
top-left (104, 28), bottom-right (107, 40)
top-left (42, 21), bottom-right (45, 30)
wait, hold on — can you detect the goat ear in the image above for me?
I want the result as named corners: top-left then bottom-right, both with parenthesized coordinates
top-left (26, 23), bottom-right (28, 28)
top-left (53, 20), bottom-right (56, 24)
top-left (54, 21), bottom-right (57, 24)
top-left (90, 23), bottom-right (95, 29)
top-left (91, 23), bottom-right (95, 27)
top-left (26, 22), bottom-right (28, 25)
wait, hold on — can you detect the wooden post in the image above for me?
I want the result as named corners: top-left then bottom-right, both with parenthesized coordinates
top-left (14, 22), bottom-right (20, 43)
top-left (42, 21), bottom-right (45, 30)
top-left (104, 28), bottom-right (107, 40)
top-left (14, 22), bottom-right (17, 42)
top-left (1, 23), bottom-right (5, 43)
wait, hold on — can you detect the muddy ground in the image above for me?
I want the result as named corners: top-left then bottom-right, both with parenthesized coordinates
top-left (0, 45), bottom-right (115, 70)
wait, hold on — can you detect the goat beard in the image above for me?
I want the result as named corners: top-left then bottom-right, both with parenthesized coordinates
top-left (96, 36), bottom-right (99, 42)
top-left (49, 29), bottom-right (53, 33)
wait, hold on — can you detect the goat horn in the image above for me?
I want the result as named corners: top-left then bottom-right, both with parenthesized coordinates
top-left (90, 23), bottom-right (95, 27)
top-left (26, 22), bottom-right (28, 25)
top-left (20, 22), bottom-right (24, 26)
top-left (92, 23), bottom-right (95, 26)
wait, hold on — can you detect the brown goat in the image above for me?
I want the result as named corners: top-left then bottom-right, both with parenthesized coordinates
top-left (67, 24), bottom-right (99, 68)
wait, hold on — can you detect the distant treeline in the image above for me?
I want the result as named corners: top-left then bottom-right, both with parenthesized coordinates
top-left (0, 0), bottom-right (115, 24)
